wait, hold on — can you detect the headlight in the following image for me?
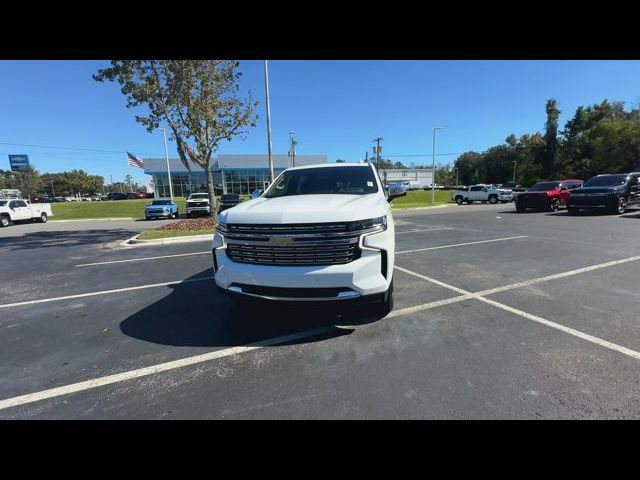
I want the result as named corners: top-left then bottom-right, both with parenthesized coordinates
top-left (216, 221), bottom-right (228, 234)
top-left (348, 216), bottom-right (387, 233)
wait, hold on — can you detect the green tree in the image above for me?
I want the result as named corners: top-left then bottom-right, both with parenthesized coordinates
top-left (13, 166), bottom-right (43, 198)
top-left (543, 98), bottom-right (560, 179)
top-left (93, 60), bottom-right (258, 219)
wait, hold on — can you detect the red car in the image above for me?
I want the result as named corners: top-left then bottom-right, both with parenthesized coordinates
top-left (515, 179), bottom-right (583, 212)
top-left (127, 192), bottom-right (147, 199)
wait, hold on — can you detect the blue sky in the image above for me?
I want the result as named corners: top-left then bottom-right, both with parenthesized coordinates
top-left (1, 60), bottom-right (639, 185)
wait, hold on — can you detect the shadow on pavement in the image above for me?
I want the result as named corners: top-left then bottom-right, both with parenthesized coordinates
top-left (119, 269), bottom-right (386, 348)
top-left (0, 228), bottom-right (138, 251)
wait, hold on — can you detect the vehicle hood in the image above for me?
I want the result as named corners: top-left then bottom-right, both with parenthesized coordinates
top-left (219, 194), bottom-right (388, 224)
top-left (572, 186), bottom-right (623, 195)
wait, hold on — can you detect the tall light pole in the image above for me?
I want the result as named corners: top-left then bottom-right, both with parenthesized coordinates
top-left (264, 60), bottom-right (274, 183)
top-left (289, 131), bottom-right (296, 168)
top-left (51, 180), bottom-right (55, 198)
top-left (455, 167), bottom-right (459, 187)
top-left (512, 160), bottom-right (517, 183)
top-left (432, 127), bottom-right (443, 204)
top-left (159, 128), bottom-right (174, 201)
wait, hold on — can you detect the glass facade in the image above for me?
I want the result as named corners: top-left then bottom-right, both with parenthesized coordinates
top-left (222, 168), bottom-right (284, 195)
top-left (151, 168), bottom-right (286, 197)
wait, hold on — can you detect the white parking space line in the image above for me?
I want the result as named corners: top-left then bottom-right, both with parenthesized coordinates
top-left (395, 227), bottom-right (454, 234)
top-left (395, 265), bottom-right (640, 362)
top-left (3, 255), bottom-right (640, 411)
top-left (0, 327), bottom-right (335, 412)
top-left (397, 235), bottom-right (528, 254)
top-left (475, 254), bottom-right (640, 297)
top-left (76, 251), bottom-right (210, 267)
top-left (0, 277), bottom-right (214, 310)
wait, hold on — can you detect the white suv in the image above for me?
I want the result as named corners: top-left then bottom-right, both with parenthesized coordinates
top-left (212, 163), bottom-right (402, 315)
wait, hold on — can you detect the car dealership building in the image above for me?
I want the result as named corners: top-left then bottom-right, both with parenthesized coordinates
top-left (143, 154), bottom-right (327, 197)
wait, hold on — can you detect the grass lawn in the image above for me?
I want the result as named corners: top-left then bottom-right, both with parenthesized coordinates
top-left (137, 229), bottom-right (213, 240)
top-left (51, 198), bottom-right (187, 220)
top-left (391, 189), bottom-right (454, 209)
top-left (50, 191), bottom-right (451, 220)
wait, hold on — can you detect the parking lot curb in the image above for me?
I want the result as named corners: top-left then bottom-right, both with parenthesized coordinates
top-left (122, 233), bottom-right (213, 247)
top-left (51, 217), bottom-right (135, 222)
top-left (392, 204), bottom-right (456, 211)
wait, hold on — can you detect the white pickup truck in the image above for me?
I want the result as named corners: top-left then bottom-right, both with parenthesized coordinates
top-left (451, 184), bottom-right (513, 205)
top-left (213, 163), bottom-right (404, 316)
top-left (185, 193), bottom-right (211, 218)
top-left (0, 199), bottom-right (53, 227)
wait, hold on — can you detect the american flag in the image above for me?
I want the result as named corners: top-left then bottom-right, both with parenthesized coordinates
top-left (127, 152), bottom-right (144, 169)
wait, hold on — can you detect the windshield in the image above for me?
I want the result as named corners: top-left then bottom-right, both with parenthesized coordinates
top-left (265, 166), bottom-right (379, 198)
top-left (528, 182), bottom-right (560, 191)
top-left (222, 195), bottom-right (239, 201)
top-left (150, 200), bottom-right (172, 206)
top-left (189, 194), bottom-right (208, 199)
top-left (584, 175), bottom-right (628, 187)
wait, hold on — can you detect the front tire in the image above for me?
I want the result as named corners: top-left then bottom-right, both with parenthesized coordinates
top-left (488, 195), bottom-right (498, 204)
top-left (549, 198), bottom-right (560, 212)
top-left (614, 197), bottom-right (627, 214)
top-left (39, 212), bottom-right (48, 223)
top-left (0, 215), bottom-right (9, 228)
top-left (455, 196), bottom-right (463, 205)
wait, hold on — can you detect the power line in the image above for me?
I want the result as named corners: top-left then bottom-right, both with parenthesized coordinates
top-left (0, 142), bottom-right (162, 156)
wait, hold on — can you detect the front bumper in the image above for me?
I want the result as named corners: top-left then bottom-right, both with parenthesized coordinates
top-left (498, 194), bottom-right (513, 201)
top-left (568, 195), bottom-right (616, 209)
top-left (186, 206), bottom-right (210, 213)
top-left (516, 195), bottom-right (552, 208)
top-left (145, 210), bottom-right (172, 218)
top-left (212, 228), bottom-right (393, 301)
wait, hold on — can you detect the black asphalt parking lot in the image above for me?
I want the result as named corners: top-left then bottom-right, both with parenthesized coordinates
top-left (1, 204), bottom-right (640, 419)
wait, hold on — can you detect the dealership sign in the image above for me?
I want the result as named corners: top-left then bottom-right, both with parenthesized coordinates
top-left (8, 154), bottom-right (30, 171)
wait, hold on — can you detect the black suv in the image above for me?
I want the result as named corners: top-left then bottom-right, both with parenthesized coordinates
top-left (567, 173), bottom-right (640, 215)
top-left (218, 193), bottom-right (241, 212)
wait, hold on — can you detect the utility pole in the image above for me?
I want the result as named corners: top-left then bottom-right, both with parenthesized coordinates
top-left (513, 160), bottom-right (517, 183)
top-left (264, 60), bottom-right (274, 183)
top-left (289, 131), bottom-right (296, 168)
top-left (373, 137), bottom-right (383, 171)
top-left (432, 127), bottom-right (443, 204)
top-left (51, 181), bottom-right (55, 198)
top-left (455, 167), bottom-right (459, 187)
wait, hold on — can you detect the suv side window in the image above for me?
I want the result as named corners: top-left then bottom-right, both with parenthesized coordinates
top-left (470, 186), bottom-right (483, 192)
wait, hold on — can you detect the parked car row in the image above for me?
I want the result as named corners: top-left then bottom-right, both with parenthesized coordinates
top-left (455, 173), bottom-right (640, 216)
top-left (144, 193), bottom-right (246, 220)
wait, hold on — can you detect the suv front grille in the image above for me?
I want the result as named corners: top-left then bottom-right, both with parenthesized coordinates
top-left (224, 222), bottom-right (361, 266)
top-left (226, 239), bottom-right (359, 266)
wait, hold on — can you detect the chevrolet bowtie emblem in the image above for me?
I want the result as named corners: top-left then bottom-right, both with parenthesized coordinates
top-left (270, 236), bottom-right (293, 246)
